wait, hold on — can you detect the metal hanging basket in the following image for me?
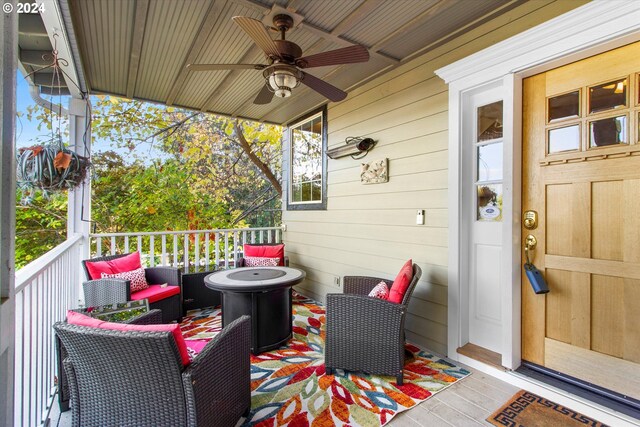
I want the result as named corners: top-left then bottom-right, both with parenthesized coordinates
top-left (17, 139), bottom-right (91, 203)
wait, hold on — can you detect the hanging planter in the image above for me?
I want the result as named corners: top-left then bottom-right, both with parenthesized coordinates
top-left (17, 138), bottom-right (91, 203)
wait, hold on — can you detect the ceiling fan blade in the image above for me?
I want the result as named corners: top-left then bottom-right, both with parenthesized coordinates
top-left (253, 83), bottom-right (274, 105)
top-left (186, 63), bottom-right (265, 71)
top-left (297, 45), bottom-right (370, 68)
top-left (300, 71), bottom-right (347, 102)
top-left (232, 16), bottom-right (281, 58)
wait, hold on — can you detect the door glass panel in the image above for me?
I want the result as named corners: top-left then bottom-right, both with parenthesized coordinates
top-left (548, 125), bottom-right (580, 153)
top-left (589, 79), bottom-right (627, 113)
top-left (548, 91), bottom-right (579, 122)
top-left (589, 116), bottom-right (627, 147)
top-left (477, 101), bottom-right (503, 141)
top-left (477, 184), bottom-right (502, 221)
top-left (477, 143), bottom-right (503, 181)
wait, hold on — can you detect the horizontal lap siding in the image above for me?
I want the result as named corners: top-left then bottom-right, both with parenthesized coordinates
top-left (283, 0), bottom-right (585, 356)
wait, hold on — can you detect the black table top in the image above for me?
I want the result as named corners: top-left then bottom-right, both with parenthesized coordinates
top-left (204, 266), bottom-right (305, 292)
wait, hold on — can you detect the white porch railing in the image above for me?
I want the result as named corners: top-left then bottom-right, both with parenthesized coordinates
top-left (90, 227), bottom-right (283, 272)
top-left (14, 234), bottom-right (83, 427)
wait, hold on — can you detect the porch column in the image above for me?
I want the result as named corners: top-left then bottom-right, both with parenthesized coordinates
top-left (0, 7), bottom-right (18, 426)
top-left (67, 97), bottom-right (92, 297)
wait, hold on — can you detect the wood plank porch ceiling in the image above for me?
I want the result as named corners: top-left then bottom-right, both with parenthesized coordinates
top-left (64, 0), bottom-right (523, 125)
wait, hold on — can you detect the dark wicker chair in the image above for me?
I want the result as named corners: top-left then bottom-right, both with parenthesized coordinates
top-left (325, 264), bottom-right (422, 385)
top-left (54, 315), bottom-right (251, 427)
top-left (82, 253), bottom-right (183, 323)
top-left (56, 309), bottom-right (163, 411)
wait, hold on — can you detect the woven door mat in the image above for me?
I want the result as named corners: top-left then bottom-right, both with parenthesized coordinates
top-left (487, 390), bottom-right (609, 427)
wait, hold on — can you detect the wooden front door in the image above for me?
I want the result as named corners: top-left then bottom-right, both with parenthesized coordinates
top-left (522, 41), bottom-right (640, 400)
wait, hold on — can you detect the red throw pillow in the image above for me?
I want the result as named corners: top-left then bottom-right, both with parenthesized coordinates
top-left (388, 259), bottom-right (413, 304)
top-left (85, 252), bottom-right (143, 280)
top-left (66, 310), bottom-right (190, 366)
top-left (244, 244), bottom-right (285, 266)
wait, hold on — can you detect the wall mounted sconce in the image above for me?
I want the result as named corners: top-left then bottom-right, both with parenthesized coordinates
top-left (327, 137), bottom-right (376, 159)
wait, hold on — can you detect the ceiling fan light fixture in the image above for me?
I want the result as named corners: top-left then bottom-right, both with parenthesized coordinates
top-left (266, 66), bottom-right (300, 98)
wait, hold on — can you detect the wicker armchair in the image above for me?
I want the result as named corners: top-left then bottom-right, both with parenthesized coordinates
top-left (82, 253), bottom-right (183, 323)
top-left (325, 264), bottom-right (422, 385)
top-left (53, 315), bottom-right (251, 427)
top-left (56, 309), bottom-right (163, 411)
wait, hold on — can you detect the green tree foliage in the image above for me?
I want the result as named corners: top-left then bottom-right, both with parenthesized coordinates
top-left (15, 96), bottom-right (284, 268)
top-left (15, 190), bottom-right (67, 269)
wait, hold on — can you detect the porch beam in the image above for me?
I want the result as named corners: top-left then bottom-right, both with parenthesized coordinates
top-left (0, 8), bottom-right (18, 426)
top-left (39, 0), bottom-right (84, 98)
top-left (165, 0), bottom-right (227, 106)
top-left (67, 98), bottom-right (91, 265)
top-left (125, 0), bottom-right (149, 99)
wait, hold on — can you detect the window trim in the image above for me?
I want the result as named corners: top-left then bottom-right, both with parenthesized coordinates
top-left (286, 106), bottom-right (327, 211)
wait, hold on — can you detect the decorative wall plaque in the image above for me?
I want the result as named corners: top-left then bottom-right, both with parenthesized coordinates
top-left (361, 158), bottom-right (388, 184)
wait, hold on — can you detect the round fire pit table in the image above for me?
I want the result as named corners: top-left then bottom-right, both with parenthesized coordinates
top-left (204, 266), bottom-right (305, 354)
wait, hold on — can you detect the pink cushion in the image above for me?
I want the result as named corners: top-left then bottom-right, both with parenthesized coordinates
top-left (185, 340), bottom-right (209, 361)
top-left (130, 284), bottom-right (180, 304)
top-left (101, 267), bottom-right (149, 292)
top-left (368, 281), bottom-right (390, 300)
top-left (85, 252), bottom-right (142, 280)
top-left (388, 259), bottom-right (413, 304)
top-left (244, 256), bottom-right (279, 267)
top-left (244, 244), bottom-right (285, 266)
top-left (67, 310), bottom-right (190, 366)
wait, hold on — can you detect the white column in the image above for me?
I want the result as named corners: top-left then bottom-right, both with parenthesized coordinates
top-left (67, 97), bottom-right (92, 302)
top-left (0, 8), bottom-right (18, 427)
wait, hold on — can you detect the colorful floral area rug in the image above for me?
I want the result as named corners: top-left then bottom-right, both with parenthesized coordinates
top-left (180, 293), bottom-right (471, 426)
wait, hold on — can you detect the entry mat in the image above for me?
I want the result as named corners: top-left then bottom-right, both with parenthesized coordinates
top-left (487, 390), bottom-right (609, 427)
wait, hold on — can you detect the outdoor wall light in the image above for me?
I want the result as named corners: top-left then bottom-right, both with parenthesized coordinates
top-left (327, 137), bottom-right (376, 159)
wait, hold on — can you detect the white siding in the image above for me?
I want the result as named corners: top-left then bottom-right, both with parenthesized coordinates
top-left (282, 0), bottom-right (586, 356)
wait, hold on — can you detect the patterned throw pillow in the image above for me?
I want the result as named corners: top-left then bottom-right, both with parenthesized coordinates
top-left (101, 267), bottom-right (149, 293)
top-left (244, 256), bottom-right (280, 267)
top-left (368, 281), bottom-right (389, 300)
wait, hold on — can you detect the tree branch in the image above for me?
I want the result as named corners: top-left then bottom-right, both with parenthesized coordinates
top-left (232, 121), bottom-right (282, 196)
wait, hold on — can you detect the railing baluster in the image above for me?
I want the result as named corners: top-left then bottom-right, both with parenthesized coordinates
top-left (173, 234), bottom-right (178, 267)
top-left (96, 237), bottom-right (102, 256)
top-left (137, 235), bottom-right (142, 258)
top-left (205, 233), bottom-right (210, 270)
top-left (276, 228), bottom-right (281, 243)
top-left (110, 236), bottom-right (116, 254)
top-left (124, 235), bottom-right (129, 253)
top-left (260, 230), bottom-right (264, 244)
top-left (161, 235), bottom-right (167, 266)
top-left (184, 234), bottom-right (189, 273)
top-left (224, 232), bottom-right (229, 269)
top-left (150, 235), bottom-right (155, 267)
top-left (251, 230), bottom-right (256, 243)
top-left (195, 233), bottom-right (200, 272)
top-left (233, 231), bottom-right (239, 267)
top-left (215, 232), bottom-right (220, 269)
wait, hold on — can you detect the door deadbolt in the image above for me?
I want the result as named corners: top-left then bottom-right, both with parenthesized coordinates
top-left (523, 210), bottom-right (538, 230)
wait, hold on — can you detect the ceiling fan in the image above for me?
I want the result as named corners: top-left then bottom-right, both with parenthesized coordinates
top-left (186, 14), bottom-right (370, 104)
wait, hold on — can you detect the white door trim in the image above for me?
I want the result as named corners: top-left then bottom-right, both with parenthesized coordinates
top-left (436, 0), bottom-right (640, 370)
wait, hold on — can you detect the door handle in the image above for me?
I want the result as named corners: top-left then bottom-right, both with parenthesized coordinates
top-left (524, 234), bottom-right (537, 264)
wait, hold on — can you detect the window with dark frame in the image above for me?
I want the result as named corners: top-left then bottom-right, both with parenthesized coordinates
top-left (287, 107), bottom-right (327, 210)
